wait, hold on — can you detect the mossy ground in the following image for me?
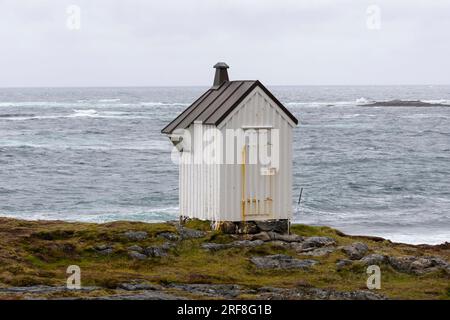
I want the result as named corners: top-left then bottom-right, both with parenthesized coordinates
top-left (0, 217), bottom-right (448, 299)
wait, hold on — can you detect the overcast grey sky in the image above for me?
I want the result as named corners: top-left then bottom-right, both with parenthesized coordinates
top-left (1, 0), bottom-right (449, 87)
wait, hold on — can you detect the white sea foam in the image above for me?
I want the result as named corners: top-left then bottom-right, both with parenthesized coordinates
top-left (421, 99), bottom-right (450, 105)
top-left (0, 101), bottom-right (190, 108)
top-left (70, 109), bottom-right (99, 117)
top-left (341, 114), bottom-right (362, 118)
top-left (141, 102), bottom-right (190, 107)
top-left (0, 207), bottom-right (179, 224)
top-left (356, 97), bottom-right (371, 104)
top-left (364, 232), bottom-right (450, 245)
top-left (98, 98), bottom-right (121, 102)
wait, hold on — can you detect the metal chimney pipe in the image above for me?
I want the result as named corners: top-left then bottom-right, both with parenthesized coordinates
top-left (212, 62), bottom-right (229, 88)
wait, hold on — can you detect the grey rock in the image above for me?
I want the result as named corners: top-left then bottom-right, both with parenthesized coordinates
top-left (337, 290), bottom-right (387, 300)
top-left (95, 244), bottom-right (112, 251)
top-left (388, 256), bottom-right (449, 275)
top-left (297, 237), bottom-right (336, 251)
top-left (128, 251), bottom-right (147, 260)
top-left (269, 240), bottom-right (292, 248)
top-left (336, 259), bottom-right (353, 270)
top-left (201, 243), bottom-right (229, 251)
top-left (169, 284), bottom-right (241, 298)
top-left (301, 247), bottom-right (335, 257)
top-left (255, 220), bottom-right (289, 233)
top-left (0, 285), bottom-right (99, 295)
top-left (127, 245), bottom-right (144, 253)
top-left (232, 240), bottom-right (264, 248)
top-left (83, 291), bottom-right (186, 300)
top-left (255, 286), bottom-right (386, 300)
top-left (160, 242), bottom-right (176, 250)
top-left (118, 283), bottom-right (162, 291)
top-left (97, 248), bottom-right (114, 255)
top-left (360, 254), bottom-right (388, 266)
top-left (341, 242), bottom-right (369, 260)
top-left (251, 254), bottom-right (318, 270)
top-left (157, 232), bottom-right (179, 241)
top-left (179, 227), bottom-right (206, 239)
top-left (123, 231), bottom-right (148, 241)
top-left (144, 246), bottom-right (167, 257)
top-left (249, 232), bottom-right (272, 242)
top-left (267, 232), bottom-right (304, 243)
top-left (202, 240), bottom-right (264, 251)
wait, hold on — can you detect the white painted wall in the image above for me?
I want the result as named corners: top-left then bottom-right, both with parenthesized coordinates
top-left (179, 124), bottom-right (221, 221)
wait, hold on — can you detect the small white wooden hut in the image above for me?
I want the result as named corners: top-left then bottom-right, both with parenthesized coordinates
top-left (162, 62), bottom-right (298, 229)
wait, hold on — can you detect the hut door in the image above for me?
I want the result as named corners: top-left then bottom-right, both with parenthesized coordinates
top-left (241, 129), bottom-right (274, 221)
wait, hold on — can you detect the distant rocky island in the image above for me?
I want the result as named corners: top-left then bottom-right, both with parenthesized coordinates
top-left (364, 100), bottom-right (450, 107)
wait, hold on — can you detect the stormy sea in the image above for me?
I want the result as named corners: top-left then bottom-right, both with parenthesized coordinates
top-left (0, 85), bottom-right (449, 244)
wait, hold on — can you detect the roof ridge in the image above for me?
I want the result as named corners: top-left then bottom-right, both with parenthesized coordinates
top-left (203, 81), bottom-right (246, 123)
top-left (162, 80), bottom-right (298, 134)
top-left (213, 81), bottom-right (259, 125)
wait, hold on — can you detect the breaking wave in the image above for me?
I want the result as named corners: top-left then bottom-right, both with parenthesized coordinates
top-left (70, 109), bottom-right (98, 117)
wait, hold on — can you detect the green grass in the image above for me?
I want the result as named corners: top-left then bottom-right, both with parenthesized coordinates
top-left (0, 217), bottom-right (448, 299)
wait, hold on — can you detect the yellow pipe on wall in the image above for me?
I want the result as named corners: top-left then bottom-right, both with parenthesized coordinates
top-left (241, 145), bottom-right (246, 222)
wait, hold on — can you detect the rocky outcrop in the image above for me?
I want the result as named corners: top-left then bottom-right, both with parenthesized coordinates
top-left (251, 254), bottom-right (318, 270)
top-left (127, 242), bottom-right (175, 259)
top-left (336, 259), bottom-right (353, 270)
top-left (127, 245), bottom-right (144, 253)
top-left (254, 220), bottom-right (289, 234)
top-left (248, 231), bottom-right (304, 242)
top-left (144, 244), bottom-right (173, 257)
top-left (298, 237), bottom-right (336, 250)
top-left (360, 254), bottom-right (388, 266)
top-left (256, 286), bottom-right (386, 300)
top-left (247, 233), bottom-right (337, 255)
top-left (168, 284), bottom-right (242, 299)
top-left (122, 231), bottom-right (148, 241)
top-left (0, 285), bottom-right (99, 294)
top-left (217, 220), bottom-right (289, 234)
top-left (95, 244), bottom-right (112, 251)
top-left (157, 232), bottom-right (179, 241)
top-left (94, 244), bottom-right (114, 255)
top-left (118, 283), bottom-right (162, 291)
top-left (178, 227), bottom-right (206, 239)
top-left (248, 232), bottom-right (272, 242)
top-left (128, 251), bottom-right (147, 260)
top-left (0, 283), bottom-right (387, 300)
top-left (83, 291), bottom-right (186, 300)
top-left (341, 242), bottom-right (369, 260)
top-left (289, 237), bottom-right (337, 256)
top-left (335, 252), bottom-right (449, 275)
top-left (388, 256), bottom-right (449, 275)
top-left (201, 240), bottom-right (264, 251)
top-left (301, 247), bottom-right (335, 257)
top-left (269, 232), bottom-right (304, 243)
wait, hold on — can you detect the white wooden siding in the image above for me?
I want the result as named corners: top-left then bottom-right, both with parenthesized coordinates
top-left (179, 124), bottom-right (221, 221)
top-left (179, 87), bottom-right (294, 222)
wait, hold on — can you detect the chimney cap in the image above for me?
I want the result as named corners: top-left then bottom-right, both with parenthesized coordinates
top-left (213, 62), bottom-right (229, 69)
top-left (212, 62), bottom-right (230, 88)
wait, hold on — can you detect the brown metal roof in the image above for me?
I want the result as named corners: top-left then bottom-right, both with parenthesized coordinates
top-left (161, 80), bottom-right (298, 134)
